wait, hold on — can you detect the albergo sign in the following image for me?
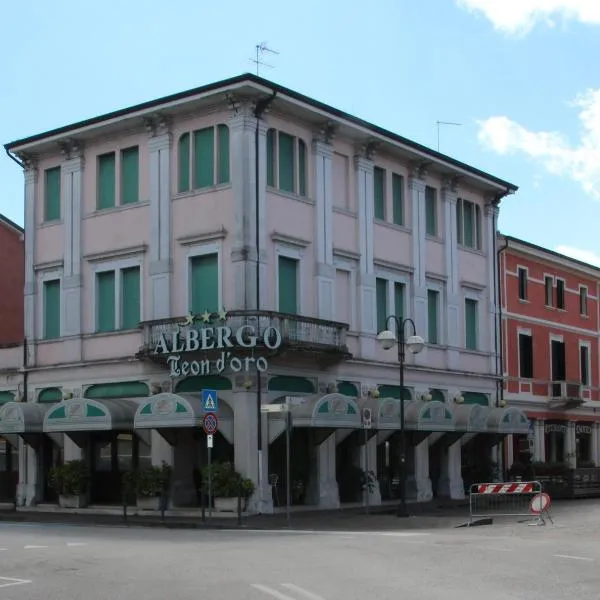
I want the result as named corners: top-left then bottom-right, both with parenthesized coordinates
top-left (153, 310), bottom-right (282, 377)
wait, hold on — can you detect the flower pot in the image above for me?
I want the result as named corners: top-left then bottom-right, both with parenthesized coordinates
top-left (59, 494), bottom-right (87, 509)
top-left (214, 497), bottom-right (239, 512)
top-left (136, 496), bottom-right (161, 510)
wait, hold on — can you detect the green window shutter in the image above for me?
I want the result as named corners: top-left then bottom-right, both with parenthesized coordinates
top-left (44, 167), bottom-right (61, 222)
top-left (43, 280), bottom-right (61, 340)
top-left (266, 129), bottom-right (276, 187)
top-left (394, 282), bottom-right (404, 321)
top-left (392, 173), bottom-right (403, 225)
top-left (278, 132), bottom-right (295, 193)
top-left (97, 271), bottom-right (116, 332)
top-left (298, 139), bottom-right (307, 196)
top-left (373, 167), bottom-right (385, 220)
top-left (121, 267), bottom-right (140, 329)
top-left (376, 278), bottom-right (388, 333)
top-left (193, 127), bottom-right (215, 189)
top-left (465, 298), bottom-right (478, 350)
top-left (427, 289), bottom-right (439, 344)
top-left (456, 200), bottom-right (463, 244)
top-left (98, 153), bottom-right (116, 209)
top-left (217, 124), bottom-right (230, 184)
top-left (425, 187), bottom-right (437, 236)
top-left (463, 201), bottom-right (474, 247)
top-left (190, 254), bottom-right (219, 314)
top-left (120, 146), bottom-right (139, 204)
top-left (178, 133), bottom-right (190, 192)
top-left (475, 205), bottom-right (482, 250)
top-left (278, 256), bottom-right (298, 314)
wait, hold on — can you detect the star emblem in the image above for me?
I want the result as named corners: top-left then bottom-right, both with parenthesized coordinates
top-left (201, 310), bottom-right (211, 323)
top-left (218, 307), bottom-right (227, 321)
top-left (182, 312), bottom-right (195, 326)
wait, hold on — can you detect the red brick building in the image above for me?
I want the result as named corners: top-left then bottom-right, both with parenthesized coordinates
top-left (499, 234), bottom-right (600, 470)
top-left (0, 214), bottom-right (24, 346)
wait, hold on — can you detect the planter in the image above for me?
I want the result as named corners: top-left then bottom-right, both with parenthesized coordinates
top-left (214, 497), bottom-right (240, 513)
top-left (59, 494), bottom-right (87, 509)
top-left (136, 496), bottom-right (161, 510)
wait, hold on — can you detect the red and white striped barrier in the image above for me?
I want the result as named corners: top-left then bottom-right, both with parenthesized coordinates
top-left (477, 482), bottom-right (534, 494)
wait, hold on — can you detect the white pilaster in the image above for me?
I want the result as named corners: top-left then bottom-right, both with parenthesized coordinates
top-left (447, 440), bottom-right (465, 499)
top-left (535, 419), bottom-right (546, 462)
top-left (148, 124), bottom-right (173, 319)
top-left (307, 433), bottom-right (340, 509)
top-left (485, 203), bottom-right (499, 372)
top-left (359, 434), bottom-right (381, 506)
top-left (23, 162), bottom-right (37, 363)
top-left (593, 423), bottom-right (600, 466)
top-left (565, 421), bottom-right (577, 468)
top-left (414, 438), bottom-right (432, 502)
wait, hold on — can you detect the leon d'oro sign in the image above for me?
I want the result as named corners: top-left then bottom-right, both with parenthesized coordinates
top-left (154, 323), bottom-right (282, 377)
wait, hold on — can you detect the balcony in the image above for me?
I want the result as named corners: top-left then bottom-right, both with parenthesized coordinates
top-left (137, 309), bottom-right (351, 372)
top-left (549, 381), bottom-right (584, 409)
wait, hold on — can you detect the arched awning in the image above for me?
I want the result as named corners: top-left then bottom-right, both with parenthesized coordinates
top-left (134, 392), bottom-right (234, 443)
top-left (487, 406), bottom-right (530, 434)
top-left (378, 399), bottom-right (455, 431)
top-left (44, 398), bottom-right (143, 432)
top-left (0, 402), bottom-right (51, 434)
top-left (454, 403), bottom-right (490, 432)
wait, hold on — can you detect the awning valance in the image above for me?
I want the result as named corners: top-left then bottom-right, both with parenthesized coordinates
top-left (0, 402), bottom-right (51, 434)
top-left (454, 403), bottom-right (490, 432)
top-left (487, 406), bottom-right (529, 434)
top-left (44, 398), bottom-right (142, 432)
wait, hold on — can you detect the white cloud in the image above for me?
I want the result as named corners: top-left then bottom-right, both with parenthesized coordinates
top-left (555, 245), bottom-right (600, 267)
top-left (477, 89), bottom-right (600, 198)
top-left (457, 0), bottom-right (600, 35)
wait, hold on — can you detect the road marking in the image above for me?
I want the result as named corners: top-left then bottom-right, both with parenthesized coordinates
top-left (66, 542), bottom-right (87, 547)
top-left (474, 545), bottom-right (512, 552)
top-left (282, 583), bottom-right (326, 600)
top-left (242, 529), bottom-right (430, 537)
top-left (0, 576), bottom-right (31, 589)
top-left (554, 554), bottom-right (594, 562)
top-left (251, 584), bottom-right (297, 600)
top-left (24, 545), bottom-right (48, 549)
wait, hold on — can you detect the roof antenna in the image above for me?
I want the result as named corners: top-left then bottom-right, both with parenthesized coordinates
top-left (250, 42), bottom-right (279, 77)
top-left (436, 121), bottom-right (462, 152)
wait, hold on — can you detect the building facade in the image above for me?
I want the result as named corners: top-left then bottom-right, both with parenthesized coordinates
top-left (500, 235), bottom-right (600, 470)
top-left (1, 74), bottom-right (527, 513)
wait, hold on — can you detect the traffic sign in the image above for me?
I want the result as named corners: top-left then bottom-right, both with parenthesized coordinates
top-left (361, 407), bottom-right (372, 429)
top-left (202, 389), bottom-right (219, 412)
top-left (203, 412), bottom-right (219, 435)
top-left (207, 434), bottom-right (214, 448)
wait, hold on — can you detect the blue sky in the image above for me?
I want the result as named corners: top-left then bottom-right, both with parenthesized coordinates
top-left (2, 0), bottom-right (599, 263)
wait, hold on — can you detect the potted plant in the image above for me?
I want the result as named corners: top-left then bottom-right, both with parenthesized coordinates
top-left (131, 462), bottom-right (172, 510)
top-left (48, 460), bottom-right (90, 508)
top-left (201, 461), bottom-right (255, 512)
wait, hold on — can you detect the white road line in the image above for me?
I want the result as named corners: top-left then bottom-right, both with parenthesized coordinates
top-left (282, 583), bottom-right (326, 600)
top-left (0, 576), bottom-right (31, 589)
top-left (66, 542), bottom-right (87, 547)
top-left (242, 529), bottom-right (430, 537)
top-left (23, 545), bottom-right (48, 549)
top-left (554, 554), bottom-right (594, 562)
top-left (0, 548), bottom-right (6, 551)
top-left (474, 546), bottom-right (512, 552)
top-left (251, 584), bottom-right (297, 600)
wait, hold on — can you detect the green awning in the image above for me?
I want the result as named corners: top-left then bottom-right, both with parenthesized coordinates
top-left (487, 406), bottom-right (529, 434)
top-left (0, 402), bottom-right (51, 434)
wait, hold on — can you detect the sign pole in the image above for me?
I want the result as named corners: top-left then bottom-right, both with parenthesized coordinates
top-left (365, 426), bottom-right (370, 515)
top-left (208, 438), bottom-right (212, 520)
top-left (286, 409), bottom-right (291, 528)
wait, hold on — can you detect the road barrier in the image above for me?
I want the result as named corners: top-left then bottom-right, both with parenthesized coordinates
top-left (468, 481), bottom-right (553, 526)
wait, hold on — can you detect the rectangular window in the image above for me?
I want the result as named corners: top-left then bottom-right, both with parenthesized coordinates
top-left (518, 267), bottom-right (528, 300)
top-left (267, 130), bottom-right (307, 196)
top-left (96, 267), bottom-right (141, 332)
top-left (427, 289), bottom-right (439, 344)
top-left (121, 267), bottom-right (141, 329)
top-left (580, 287), bottom-right (588, 316)
top-left (456, 198), bottom-right (481, 250)
top-left (193, 127), bottom-right (215, 189)
top-left (266, 129), bottom-right (276, 187)
top-left (96, 271), bottom-right (116, 332)
top-left (465, 298), bottom-right (478, 350)
top-left (97, 153), bottom-right (116, 209)
top-left (333, 153), bottom-right (349, 210)
top-left (44, 167), bottom-right (61, 222)
top-left (425, 186), bottom-right (437, 236)
top-left (178, 133), bottom-right (190, 192)
top-left (518, 333), bottom-right (533, 378)
top-left (217, 124), bottom-right (230, 185)
top-left (376, 278), bottom-right (388, 333)
top-left (335, 269), bottom-right (351, 325)
top-left (544, 276), bottom-right (553, 306)
top-left (394, 282), bottom-right (404, 321)
top-left (373, 167), bottom-right (386, 220)
top-left (278, 132), bottom-right (295, 194)
top-left (190, 253), bottom-right (219, 314)
top-left (43, 280), bottom-right (61, 340)
top-left (278, 256), bottom-right (299, 314)
top-left (392, 173), bottom-right (404, 226)
top-left (581, 345), bottom-right (590, 386)
top-left (120, 146), bottom-right (139, 205)
top-left (556, 279), bottom-right (565, 310)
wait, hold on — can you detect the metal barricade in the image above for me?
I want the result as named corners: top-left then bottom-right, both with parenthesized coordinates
top-left (468, 480), bottom-right (553, 526)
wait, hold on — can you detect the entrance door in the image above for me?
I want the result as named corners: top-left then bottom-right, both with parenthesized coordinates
top-left (42, 435), bottom-right (63, 502)
top-left (0, 438), bottom-right (17, 502)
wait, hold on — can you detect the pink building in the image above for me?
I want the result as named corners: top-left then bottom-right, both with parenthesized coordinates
top-left (1, 74), bottom-right (525, 512)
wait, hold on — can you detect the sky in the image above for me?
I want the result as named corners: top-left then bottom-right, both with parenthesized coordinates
top-left (1, 0), bottom-right (599, 264)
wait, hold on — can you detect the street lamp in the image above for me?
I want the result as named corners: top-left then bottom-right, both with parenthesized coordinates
top-left (377, 316), bottom-right (425, 517)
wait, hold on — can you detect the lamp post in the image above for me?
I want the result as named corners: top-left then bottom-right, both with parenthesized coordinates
top-left (377, 316), bottom-right (424, 517)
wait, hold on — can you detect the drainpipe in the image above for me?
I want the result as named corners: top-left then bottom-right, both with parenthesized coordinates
top-left (5, 148), bottom-right (24, 169)
top-left (496, 226), bottom-right (509, 408)
top-left (21, 338), bottom-right (28, 506)
top-left (253, 91), bottom-right (277, 513)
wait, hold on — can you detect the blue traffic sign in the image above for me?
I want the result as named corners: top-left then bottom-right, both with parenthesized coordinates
top-left (202, 389), bottom-right (219, 412)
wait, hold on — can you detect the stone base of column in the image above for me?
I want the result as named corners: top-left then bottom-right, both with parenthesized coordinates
top-left (416, 477), bottom-right (433, 502)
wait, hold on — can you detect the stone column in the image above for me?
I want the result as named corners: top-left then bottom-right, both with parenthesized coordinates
top-left (485, 203), bottom-right (500, 373)
top-left (441, 176), bottom-right (460, 370)
top-left (447, 440), bottom-right (465, 499)
top-left (414, 438), bottom-right (432, 502)
top-left (593, 423), bottom-right (600, 466)
top-left (358, 433), bottom-right (381, 506)
top-left (147, 118), bottom-right (173, 319)
top-left (534, 419), bottom-right (546, 462)
top-left (22, 159), bottom-right (37, 365)
top-left (565, 422), bottom-right (577, 468)
top-left (355, 145), bottom-right (376, 358)
top-left (306, 433), bottom-right (340, 509)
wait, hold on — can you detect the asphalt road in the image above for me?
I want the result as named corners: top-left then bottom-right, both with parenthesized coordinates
top-left (0, 512), bottom-right (598, 600)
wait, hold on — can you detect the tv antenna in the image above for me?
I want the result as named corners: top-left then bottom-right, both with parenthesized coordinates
top-left (436, 120), bottom-right (462, 152)
top-left (250, 42), bottom-right (279, 77)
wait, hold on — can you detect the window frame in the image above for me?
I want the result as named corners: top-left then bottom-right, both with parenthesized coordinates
top-left (373, 268), bottom-right (411, 333)
top-left (426, 284), bottom-right (442, 345)
top-left (37, 268), bottom-right (63, 340)
top-left (373, 166), bottom-right (386, 221)
top-left (464, 293), bottom-right (480, 351)
top-left (544, 275), bottom-right (554, 307)
top-left (517, 329), bottom-right (534, 379)
top-left (517, 266), bottom-right (528, 301)
top-left (274, 243), bottom-right (306, 315)
top-left (425, 186), bottom-right (437, 237)
top-left (579, 285), bottom-right (588, 316)
top-left (185, 241), bottom-right (223, 315)
top-left (555, 278), bottom-right (566, 310)
top-left (456, 197), bottom-right (482, 251)
top-left (580, 341), bottom-right (591, 387)
top-left (43, 166), bottom-right (62, 222)
top-left (266, 128), bottom-right (308, 197)
top-left (333, 257), bottom-right (358, 331)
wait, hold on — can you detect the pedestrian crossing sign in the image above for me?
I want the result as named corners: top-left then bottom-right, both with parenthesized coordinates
top-left (202, 389), bottom-right (219, 412)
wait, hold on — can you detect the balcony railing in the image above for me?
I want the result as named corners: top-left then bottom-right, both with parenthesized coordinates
top-left (550, 381), bottom-right (582, 400)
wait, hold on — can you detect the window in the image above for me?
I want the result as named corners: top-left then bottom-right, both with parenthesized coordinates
top-left (376, 278), bottom-right (405, 333)
top-left (335, 269), bottom-right (352, 325)
top-left (544, 276), bottom-right (553, 306)
top-left (556, 279), bottom-right (565, 310)
top-left (425, 186), bottom-right (437, 236)
top-left (580, 344), bottom-right (590, 386)
top-left (96, 266), bottom-right (141, 332)
top-left (373, 167), bottom-right (386, 220)
top-left (456, 198), bottom-right (482, 250)
top-left (376, 278), bottom-right (387, 333)
top-left (120, 146), bottom-right (139, 205)
top-left (518, 333), bottom-right (533, 379)
top-left (392, 174), bottom-right (404, 226)
top-left (464, 298), bottom-right (478, 350)
top-left (97, 152), bottom-right (116, 209)
top-left (580, 286), bottom-right (588, 316)
top-left (43, 279), bottom-right (61, 340)
top-left (278, 256), bottom-right (299, 314)
top-left (266, 129), bottom-right (307, 196)
top-left (178, 124), bottom-right (230, 193)
top-left (44, 167), bottom-right (61, 222)
top-left (517, 267), bottom-right (528, 300)
top-left (332, 153), bottom-right (349, 210)
top-left (427, 289), bottom-right (439, 344)
top-left (189, 254), bottom-right (219, 315)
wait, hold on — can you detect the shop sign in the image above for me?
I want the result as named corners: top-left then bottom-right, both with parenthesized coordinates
top-left (153, 312), bottom-right (282, 377)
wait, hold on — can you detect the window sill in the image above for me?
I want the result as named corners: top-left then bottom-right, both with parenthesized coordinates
top-left (84, 329), bottom-right (141, 339)
top-left (461, 347), bottom-right (489, 357)
top-left (38, 220), bottom-right (63, 228)
top-left (458, 245), bottom-right (485, 257)
top-left (374, 219), bottom-right (411, 234)
top-left (425, 234), bottom-right (444, 244)
top-left (518, 299), bottom-right (530, 304)
top-left (333, 206), bottom-right (356, 217)
top-left (86, 200), bottom-right (150, 218)
top-left (173, 183), bottom-right (232, 201)
top-left (267, 187), bottom-right (314, 205)
top-left (37, 337), bottom-right (62, 344)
